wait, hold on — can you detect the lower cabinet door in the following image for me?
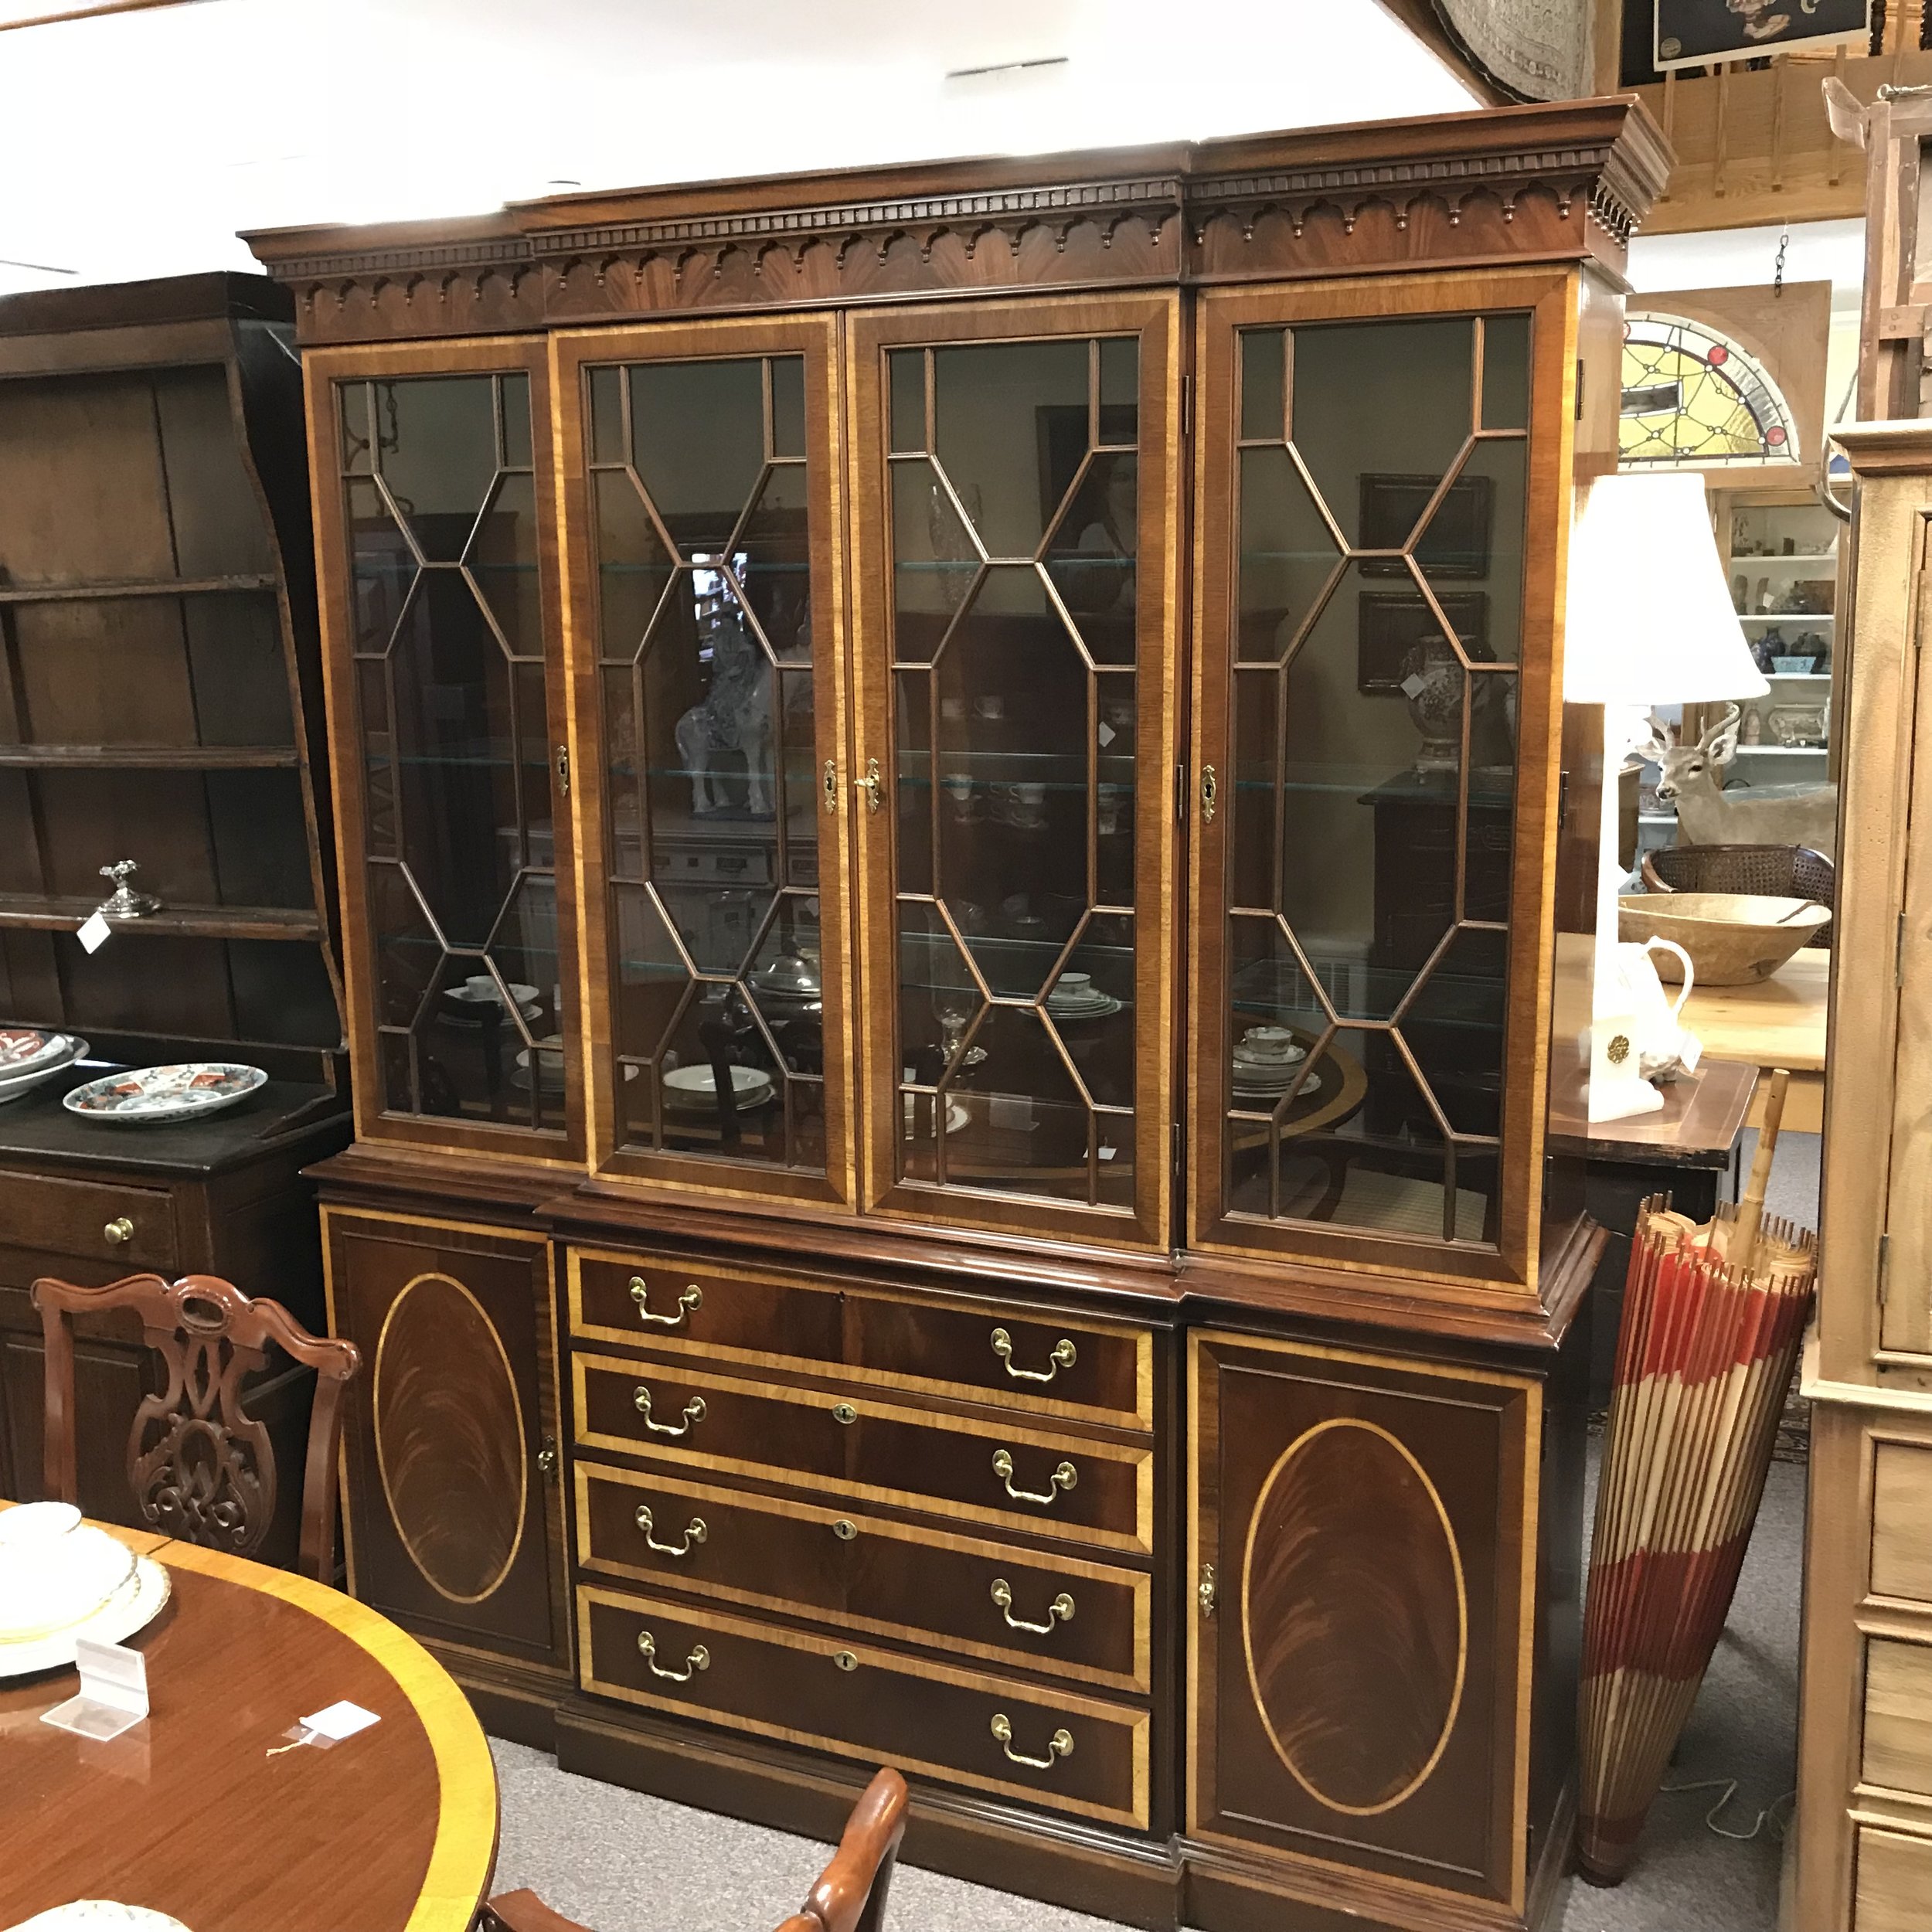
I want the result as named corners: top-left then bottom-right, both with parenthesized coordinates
top-left (324, 1207), bottom-right (568, 1670)
top-left (1189, 1329), bottom-right (1540, 1913)
top-left (578, 1582), bottom-right (1150, 1828)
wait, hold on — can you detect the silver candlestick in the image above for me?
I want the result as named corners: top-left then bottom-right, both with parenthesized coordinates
top-left (97, 859), bottom-right (161, 918)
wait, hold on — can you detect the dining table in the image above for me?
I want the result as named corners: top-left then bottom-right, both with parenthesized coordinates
top-left (0, 1505), bottom-right (498, 1932)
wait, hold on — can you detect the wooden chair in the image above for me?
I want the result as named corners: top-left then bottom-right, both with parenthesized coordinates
top-left (482, 1766), bottom-right (909, 1932)
top-left (32, 1272), bottom-right (360, 1583)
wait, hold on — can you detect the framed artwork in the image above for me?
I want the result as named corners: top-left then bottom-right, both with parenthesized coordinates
top-left (1359, 472), bottom-right (1493, 580)
top-left (1652, 0), bottom-right (1869, 72)
top-left (1359, 590), bottom-right (1489, 692)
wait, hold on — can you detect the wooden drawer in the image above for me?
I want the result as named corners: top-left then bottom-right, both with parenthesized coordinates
top-left (1873, 1444), bottom-right (1932, 1604)
top-left (0, 1168), bottom-right (176, 1276)
top-left (573, 1352), bottom-right (1151, 1556)
top-left (570, 1248), bottom-right (1151, 1430)
top-left (1864, 1638), bottom-right (1932, 1797)
top-left (577, 1582), bottom-right (1148, 1828)
top-left (574, 1458), bottom-right (1149, 1694)
top-left (1855, 1825), bottom-right (1932, 1932)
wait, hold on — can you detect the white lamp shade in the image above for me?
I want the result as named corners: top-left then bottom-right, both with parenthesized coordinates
top-left (1563, 471), bottom-right (1770, 706)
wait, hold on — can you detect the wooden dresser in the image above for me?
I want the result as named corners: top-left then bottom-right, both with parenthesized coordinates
top-left (248, 98), bottom-right (1666, 1932)
top-left (1792, 421), bottom-right (1932, 1931)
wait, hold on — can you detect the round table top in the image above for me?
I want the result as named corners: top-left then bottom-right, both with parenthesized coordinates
top-left (0, 1519), bottom-right (496, 1932)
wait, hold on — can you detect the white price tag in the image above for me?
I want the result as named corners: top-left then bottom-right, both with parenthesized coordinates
top-left (77, 912), bottom-right (111, 954)
top-left (1097, 720), bottom-right (1116, 748)
top-left (303, 1699), bottom-right (379, 1741)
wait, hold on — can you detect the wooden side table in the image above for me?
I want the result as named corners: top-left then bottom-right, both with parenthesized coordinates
top-left (1548, 1057), bottom-right (1759, 1408)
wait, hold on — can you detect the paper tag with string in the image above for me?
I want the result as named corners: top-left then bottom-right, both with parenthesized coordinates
top-left (268, 1699), bottom-right (379, 1755)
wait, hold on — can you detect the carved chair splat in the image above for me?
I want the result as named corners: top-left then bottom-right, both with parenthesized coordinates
top-left (32, 1272), bottom-right (360, 1582)
top-left (481, 1767), bottom-right (909, 1932)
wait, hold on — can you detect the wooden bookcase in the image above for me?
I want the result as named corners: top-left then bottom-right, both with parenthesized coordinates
top-left (0, 273), bottom-right (349, 1561)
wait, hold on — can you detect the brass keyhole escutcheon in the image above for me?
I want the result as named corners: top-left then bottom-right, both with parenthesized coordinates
top-left (832, 1402), bottom-right (859, 1426)
top-left (536, 1437), bottom-right (557, 1475)
top-left (1200, 764), bottom-right (1218, 823)
top-left (822, 759), bottom-right (838, 813)
top-left (833, 1650), bottom-right (858, 1672)
top-left (855, 757), bottom-right (882, 813)
top-left (832, 1519), bottom-right (858, 1541)
top-left (1199, 1563), bottom-right (1216, 1617)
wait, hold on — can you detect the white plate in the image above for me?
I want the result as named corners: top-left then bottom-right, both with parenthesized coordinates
top-left (62, 1062), bottom-right (265, 1124)
top-left (1233, 1072), bottom-right (1322, 1104)
top-left (0, 1556), bottom-right (170, 1681)
top-left (512, 1042), bottom-right (568, 1093)
top-left (441, 1000), bottom-right (543, 1031)
top-left (665, 1066), bottom-right (777, 1113)
top-left (0, 1506), bottom-right (136, 1644)
top-left (903, 1094), bottom-right (971, 1137)
top-left (1233, 1043), bottom-right (1308, 1070)
top-left (1048, 993), bottom-right (1124, 1020)
top-left (9, 1907), bottom-right (192, 1930)
top-left (0, 1039), bottom-right (86, 1104)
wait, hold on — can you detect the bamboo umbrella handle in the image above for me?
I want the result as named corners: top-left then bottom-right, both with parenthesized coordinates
top-left (1730, 1069), bottom-right (1791, 1276)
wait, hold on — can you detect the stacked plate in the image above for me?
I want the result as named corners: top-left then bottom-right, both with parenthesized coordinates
top-left (0, 1502), bottom-right (172, 1679)
top-left (1232, 1026), bottom-right (1319, 1105)
top-left (0, 1029), bottom-right (88, 1107)
top-left (442, 978), bottom-right (542, 1029)
top-left (664, 1063), bottom-right (776, 1113)
top-left (1046, 973), bottom-right (1123, 1022)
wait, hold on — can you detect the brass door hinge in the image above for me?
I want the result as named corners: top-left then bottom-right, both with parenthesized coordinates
top-left (554, 745), bottom-right (570, 797)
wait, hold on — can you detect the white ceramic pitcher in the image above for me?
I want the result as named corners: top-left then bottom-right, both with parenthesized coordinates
top-left (1610, 935), bottom-right (1699, 1081)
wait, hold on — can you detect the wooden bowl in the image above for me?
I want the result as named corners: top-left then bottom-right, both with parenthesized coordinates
top-left (1617, 893), bottom-right (1832, 986)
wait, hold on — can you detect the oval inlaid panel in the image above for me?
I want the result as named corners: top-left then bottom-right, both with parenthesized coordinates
top-left (374, 1271), bottom-right (528, 1604)
top-left (1242, 1418), bottom-right (1466, 1817)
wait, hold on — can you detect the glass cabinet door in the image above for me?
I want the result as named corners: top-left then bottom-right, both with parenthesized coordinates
top-left (1189, 275), bottom-right (1571, 1285)
top-left (558, 316), bottom-right (853, 1203)
top-left (315, 340), bottom-right (579, 1158)
top-left (849, 297), bottom-right (1179, 1249)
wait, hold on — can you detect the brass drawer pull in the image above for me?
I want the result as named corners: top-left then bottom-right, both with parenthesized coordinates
top-left (637, 1629), bottom-right (709, 1682)
top-left (634, 1504), bottom-right (706, 1556)
top-left (832, 1519), bottom-right (858, 1541)
top-left (991, 1713), bottom-right (1073, 1770)
top-left (536, 1436), bottom-right (557, 1475)
top-left (631, 1277), bottom-right (702, 1328)
top-left (832, 1402), bottom-right (859, 1425)
top-left (992, 1448), bottom-right (1077, 1507)
top-left (634, 1385), bottom-right (706, 1437)
top-left (990, 1327), bottom-right (1076, 1383)
top-left (991, 1578), bottom-right (1074, 1635)
top-left (103, 1216), bottom-right (134, 1246)
top-left (855, 757), bottom-right (881, 812)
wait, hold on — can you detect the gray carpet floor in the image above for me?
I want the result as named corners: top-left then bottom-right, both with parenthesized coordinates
top-left (492, 1134), bottom-right (1819, 1932)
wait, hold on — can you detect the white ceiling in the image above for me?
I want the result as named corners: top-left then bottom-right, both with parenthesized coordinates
top-left (0, 0), bottom-right (1479, 294)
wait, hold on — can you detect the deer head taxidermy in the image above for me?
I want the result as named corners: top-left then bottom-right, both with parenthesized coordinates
top-left (1643, 706), bottom-right (1838, 858)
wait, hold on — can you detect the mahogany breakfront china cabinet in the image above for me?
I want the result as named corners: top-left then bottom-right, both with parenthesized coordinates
top-left (247, 97), bottom-right (1666, 1932)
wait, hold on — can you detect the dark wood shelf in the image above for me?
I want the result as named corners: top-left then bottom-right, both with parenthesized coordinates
top-left (0, 744), bottom-right (300, 770)
top-left (0, 573), bottom-right (279, 605)
top-left (0, 894), bottom-right (321, 941)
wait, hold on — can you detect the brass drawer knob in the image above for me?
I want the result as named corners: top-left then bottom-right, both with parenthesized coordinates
top-left (631, 1277), bottom-right (702, 1328)
top-left (103, 1216), bottom-right (134, 1246)
top-left (991, 1578), bottom-right (1075, 1635)
top-left (832, 1402), bottom-right (859, 1426)
top-left (990, 1328), bottom-right (1076, 1383)
top-left (990, 1713), bottom-right (1073, 1770)
top-left (831, 1519), bottom-right (859, 1541)
top-left (635, 1504), bottom-right (706, 1557)
top-left (833, 1650), bottom-right (859, 1672)
top-left (536, 1437), bottom-right (557, 1475)
top-left (634, 1385), bottom-right (706, 1437)
top-left (992, 1447), bottom-right (1077, 1507)
top-left (637, 1628), bottom-right (709, 1682)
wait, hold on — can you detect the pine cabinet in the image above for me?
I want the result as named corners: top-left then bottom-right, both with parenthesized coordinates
top-left (251, 95), bottom-right (1666, 1932)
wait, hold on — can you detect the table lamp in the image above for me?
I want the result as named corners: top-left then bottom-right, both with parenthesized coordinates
top-left (1564, 471), bottom-right (1770, 1121)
